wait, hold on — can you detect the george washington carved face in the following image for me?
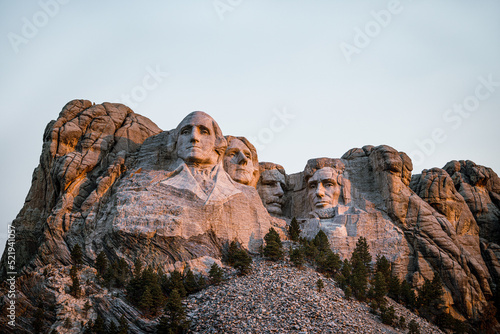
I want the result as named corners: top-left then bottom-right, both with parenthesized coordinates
top-left (175, 111), bottom-right (224, 166)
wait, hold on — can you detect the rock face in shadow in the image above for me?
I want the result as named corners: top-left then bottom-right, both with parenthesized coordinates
top-left (1, 100), bottom-right (499, 332)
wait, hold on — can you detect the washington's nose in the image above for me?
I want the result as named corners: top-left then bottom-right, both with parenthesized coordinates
top-left (189, 128), bottom-right (201, 142)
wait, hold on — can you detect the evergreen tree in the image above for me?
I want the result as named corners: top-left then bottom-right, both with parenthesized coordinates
top-left (416, 273), bottom-right (444, 321)
top-left (408, 319), bottom-right (420, 334)
top-left (118, 315), bottom-right (129, 334)
top-left (105, 258), bottom-right (130, 288)
top-left (109, 321), bottom-right (118, 334)
top-left (162, 270), bottom-right (187, 298)
top-left (69, 264), bottom-right (81, 298)
top-left (196, 273), bottom-right (206, 290)
top-left (183, 267), bottom-right (199, 294)
top-left (313, 230), bottom-right (330, 254)
top-left (398, 315), bottom-right (406, 329)
top-left (32, 308), bottom-right (44, 332)
top-left (95, 251), bottom-right (108, 277)
top-left (400, 279), bottom-right (416, 310)
top-left (288, 217), bottom-right (301, 241)
top-left (316, 251), bottom-right (341, 277)
top-left (380, 305), bottom-right (396, 326)
top-left (351, 237), bottom-right (371, 272)
top-left (157, 289), bottom-right (189, 334)
top-left (373, 271), bottom-right (388, 306)
top-left (233, 248), bottom-right (253, 275)
top-left (71, 244), bottom-right (83, 268)
top-left (93, 314), bottom-right (107, 334)
top-left (302, 239), bottom-right (319, 260)
top-left (316, 278), bottom-right (324, 292)
top-left (344, 286), bottom-right (352, 300)
top-left (133, 259), bottom-right (143, 279)
top-left (139, 286), bottom-right (153, 313)
top-left (336, 259), bottom-right (352, 290)
top-left (374, 255), bottom-right (391, 279)
top-left (263, 228), bottom-right (284, 261)
top-left (226, 240), bottom-right (240, 266)
top-left (349, 237), bottom-right (371, 300)
top-left (387, 275), bottom-right (401, 302)
top-left (290, 247), bottom-right (305, 268)
top-left (208, 262), bottom-right (224, 285)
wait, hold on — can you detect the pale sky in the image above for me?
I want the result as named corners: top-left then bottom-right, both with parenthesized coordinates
top-left (1, 1), bottom-right (499, 249)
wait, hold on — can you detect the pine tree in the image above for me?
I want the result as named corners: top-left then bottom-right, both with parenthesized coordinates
top-left (196, 273), bottom-right (206, 290)
top-left (95, 251), bottom-right (108, 277)
top-left (163, 270), bottom-right (187, 297)
top-left (93, 314), bottom-right (107, 334)
top-left (387, 275), bottom-right (401, 302)
top-left (263, 228), bottom-right (284, 261)
top-left (208, 262), bottom-right (224, 285)
top-left (381, 305), bottom-right (396, 326)
top-left (118, 315), bottom-right (129, 334)
top-left (290, 247), bottom-right (305, 268)
top-left (316, 250), bottom-right (341, 277)
top-left (226, 240), bottom-right (240, 266)
top-left (288, 217), bottom-right (301, 241)
top-left (133, 259), bottom-right (143, 279)
top-left (373, 271), bottom-right (388, 306)
top-left (416, 273), bottom-right (445, 321)
top-left (349, 237), bottom-right (372, 300)
top-left (316, 278), bottom-right (324, 292)
top-left (157, 289), bottom-right (189, 334)
top-left (109, 321), bottom-right (118, 334)
top-left (69, 264), bottom-right (81, 298)
top-left (352, 237), bottom-right (371, 272)
top-left (400, 279), bottom-right (416, 310)
top-left (233, 248), bottom-right (253, 275)
top-left (139, 286), bottom-right (153, 313)
top-left (336, 259), bottom-right (351, 290)
top-left (71, 244), bottom-right (83, 268)
top-left (313, 230), bottom-right (330, 254)
top-left (408, 319), bottom-right (420, 334)
top-left (183, 267), bottom-right (199, 294)
top-left (374, 255), bottom-right (391, 278)
top-left (32, 308), bottom-right (44, 332)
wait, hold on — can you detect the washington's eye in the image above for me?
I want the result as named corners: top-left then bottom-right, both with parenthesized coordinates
top-left (245, 153), bottom-right (251, 159)
top-left (324, 182), bottom-right (334, 188)
top-left (200, 127), bottom-right (210, 135)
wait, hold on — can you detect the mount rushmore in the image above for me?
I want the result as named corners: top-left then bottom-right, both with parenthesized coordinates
top-left (1, 99), bottom-right (500, 331)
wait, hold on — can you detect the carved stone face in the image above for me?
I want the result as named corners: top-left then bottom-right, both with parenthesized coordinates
top-left (307, 167), bottom-right (341, 210)
top-left (258, 170), bottom-right (285, 215)
top-left (176, 112), bottom-right (218, 166)
top-left (223, 138), bottom-right (254, 185)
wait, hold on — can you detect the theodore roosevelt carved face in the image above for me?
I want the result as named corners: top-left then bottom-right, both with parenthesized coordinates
top-left (257, 163), bottom-right (286, 216)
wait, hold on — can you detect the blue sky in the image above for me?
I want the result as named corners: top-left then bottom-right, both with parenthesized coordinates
top-left (1, 0), bottom-right (500, 249)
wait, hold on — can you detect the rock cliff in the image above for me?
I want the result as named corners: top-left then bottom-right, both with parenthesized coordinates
top-left (1, 100), bottom-right (499, 332)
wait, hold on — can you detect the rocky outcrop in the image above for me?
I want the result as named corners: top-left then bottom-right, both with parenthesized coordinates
top-left (1, 100), bottom-right (499, 332)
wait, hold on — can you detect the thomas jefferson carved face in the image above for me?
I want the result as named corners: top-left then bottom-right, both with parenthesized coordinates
top-left (223, 138), bottom-right (255, 185)
top-left (176, 112), bottom-right (219, 166)
top-left (258, 169), bottom-right (285, 215)
top-left (307, 167), bottom-right (341, 210)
